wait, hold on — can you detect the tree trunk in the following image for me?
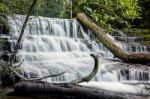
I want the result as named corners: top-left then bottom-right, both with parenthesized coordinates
top-left (76, 13), bottom-right (150, 64)
top-left (10, 0), bottom-right (38, 63)
top-left (8, 82), bottom-right (133, 99)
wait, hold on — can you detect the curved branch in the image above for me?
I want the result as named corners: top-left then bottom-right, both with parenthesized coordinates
top-left (12, 60), bottom-right (24, 69)
top-left (71, 53), bottom-right (99, 84)
top-left (82, 54), bottom-right (99, 82)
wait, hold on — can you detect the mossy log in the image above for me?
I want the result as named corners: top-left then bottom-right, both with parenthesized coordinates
top-left (77, 13), bottom-right (150, 64)
top-left (8, 82), bottom-right (131, 99)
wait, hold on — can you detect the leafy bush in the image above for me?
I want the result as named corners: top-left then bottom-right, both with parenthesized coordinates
top-left (63, 0), bottom-right (141, 32)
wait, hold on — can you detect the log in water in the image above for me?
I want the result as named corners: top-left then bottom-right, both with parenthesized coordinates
top-left (7, 82), bottom-right (137, 99)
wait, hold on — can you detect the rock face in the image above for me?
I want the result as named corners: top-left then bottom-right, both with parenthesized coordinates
top-left (0, 24), bottom-right (14, 62)
top-left (0, 24), bottom-right (9, 35)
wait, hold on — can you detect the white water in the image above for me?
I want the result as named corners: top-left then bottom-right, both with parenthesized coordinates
top-left (107, 34), bottom-right (150, 53)
top-left (4, 15), bottom-right (150, 95)
top-left (80, 82), bottom-right (149, 95)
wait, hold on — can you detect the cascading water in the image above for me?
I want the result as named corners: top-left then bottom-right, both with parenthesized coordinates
top-left (6, 15), bottom-right (116, 82)
top-left (1, 15), bottom-right (150, 96)
top-left (111, 29), bottom-right (150, 53)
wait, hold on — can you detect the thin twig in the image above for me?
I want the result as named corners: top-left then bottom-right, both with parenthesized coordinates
top-left (9, 66), bottom-right (66, 81)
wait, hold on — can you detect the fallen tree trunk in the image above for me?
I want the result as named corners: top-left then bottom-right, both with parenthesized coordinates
top-left (8, 82), bottom-right (133, 99)
top-left (77, 13), bottom-right (150, 64)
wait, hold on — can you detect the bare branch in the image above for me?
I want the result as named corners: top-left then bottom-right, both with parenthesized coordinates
top-left (9, 67), bottom-right (27, 80)
top-left (9, 66), bottom-right (66, 82)
top-left (12, 60), bottom-right (24, 69)
top-left (24, 71), bottom-right (66, 82)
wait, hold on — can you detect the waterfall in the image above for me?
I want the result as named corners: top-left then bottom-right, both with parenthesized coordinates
top-left (2, 15), bottom-right (148, 82)
top-left (5, 15), bottom-right (114, 83)
top-left (0, 15), bottom-right (150, 95)
top-left (110, 29), bottom-right (150, 53)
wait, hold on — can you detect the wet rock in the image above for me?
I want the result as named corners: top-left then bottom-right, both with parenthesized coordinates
top-left (0, 24), bottom-right (9, 35)
top-left (147, 46), bottom-right (150, 52)
top-left (120, 69), bottom-right (130, 80)
top-left (0, 54), bottom-right (10, 62)
top-left (2, 41), bottom-right (15, 53)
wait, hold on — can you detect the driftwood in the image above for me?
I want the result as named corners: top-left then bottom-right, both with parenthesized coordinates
top-left (9, 67), bottom-right (66, 82)
top-left (8, 82), bottom-right (148, 99)
top-left (7, 54), bottom-right (103, 98)
top-left (9, 53), bottom-right (98, 83)
top-left (0, 57), bottom-right (66, 82)
top-left (76, 13), bottom-right (150, 64)
top-left (7, 54), bottom-right (147, 99)
top-left (8, 82), bottom-right (129, 99)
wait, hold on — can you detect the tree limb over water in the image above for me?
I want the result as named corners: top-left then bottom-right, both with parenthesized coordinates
top-left (0, 53), bottom-right (99, 84)
top-left (0, 0), bottom-right (66, 85)
top-left (77, 13), bottom-right (150, 64)
top-left (9, 67), bottom-right (66, 82)
top-left (71, 54), bottom-right (99, 84)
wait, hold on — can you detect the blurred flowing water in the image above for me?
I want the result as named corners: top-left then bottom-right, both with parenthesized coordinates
top-left (0, 15), bottom-right (150, 98)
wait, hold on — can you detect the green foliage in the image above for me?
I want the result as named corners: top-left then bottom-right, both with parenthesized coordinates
top-left (0, 1), bottom-right (10, 28)
top-left (0, 0), bottom-right (45, 48)
top-left (0, 3), bottom-right (9, 14)
top-left (35, 0), bottom-right (64, 18)
top-left (63, 0), bottom-right (141, 32)
top-left (0, 0), bottom-right (44, 15)
top-left (0, 0), bottom-right (64, 22)
top-left (139, 0), bottom-right (150, 28)
top-left (0, 0), bottom-right (141, 32)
